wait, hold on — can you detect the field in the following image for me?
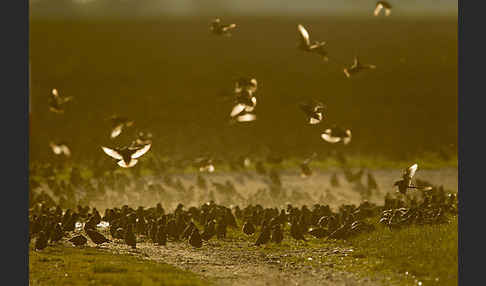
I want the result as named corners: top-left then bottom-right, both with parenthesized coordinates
top-left (29, 15), bottom-right (457, 286)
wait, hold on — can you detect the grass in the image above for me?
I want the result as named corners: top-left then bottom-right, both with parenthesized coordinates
top-left (29, 245), bottom-right (211, 286)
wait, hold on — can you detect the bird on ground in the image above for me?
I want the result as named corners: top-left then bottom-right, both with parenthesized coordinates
top-left (297, 24), bottom-right (328, 60)
top-left (321, 126), bottom-right (352, 145)
top-left (271, 224), bottom-right (284, 244)
top-left (49, 141), bottom-right (71, 157)
top-left (124, 224), bottom-right (137, 249)
top-left (48, 88), bottom-right (73, 114)
top-left (299, 100), bottom-right (326, 125)
top-left (86, 229), bottom-right (111, 245)
top-left (101, 143), bottom-right (151, 168)
top-left (108, 116), bottom-right (134, 139)
top-left (69, 235), bottom-right (87, 247)
top-left (394, 163), bottom-right (432, 194)
top-left (189, 228), bottom-right (203, 248)
top-left (193, 157), bottom-right (215, 173)
top-left (242, 221), bottom-right (256, 236)
top-left (343, 56), bottom-right (376, 78)
top-left (210, 18), bottom-right (237, 36)
top-left (255, 224), bottom-right (271, 246)
top-left (374, 1), bottom-right (392, 16)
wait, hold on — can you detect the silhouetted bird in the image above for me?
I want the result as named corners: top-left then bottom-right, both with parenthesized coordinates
top-left (48, 88), bottom-right (73, 114)
top-left (109, 116), bottom-right (134, 139)
top-left (69, 235), bottom-right (88, 247)
top-left (394, 163), bottom-right (432, 194)
top-left (49, 141), bottom-right (71, 157)
top-left (271, 225), bottom-right (284, 244)
top-left (255, 224), bottom-right (271, 246)
top-left (201, 220), bottom-right (216, 241)
top-left (35, 231), bottom-right (48, 250)
top-left (216, 220), bottom-right (227, 240)
top-left (210, 18), bottom-right (237, 36)
top-left (50, 223), bottom-right (64, 243)
top-left (101, 143), bottom-right (151, 168)
top-left (308, 227), bottom-right (327, 238)
top-left (189, 228), bottom-right (203, 248)
top-left (374, 1), bottom-right (392, 16)
top-left (300, 153), bottom-right (317, 178)
top-left (299, 100), bottom-right (326, 125)
top-left (86, 229), bottom-right (111, 245)
top-left (242, 221), bottom-right (256, 236)
top-left (156, 225), bottom-right (167, 246)
top-left (321, 126), bottom-right (352, 145)
top-left (297, 24), bottom-right (328, 60)
top-left (343, 57), bottom-right (376, 78)
top-left (124, 225), bottom-right (137, 249)
top-left (290, 220), bottom-right (307, 242)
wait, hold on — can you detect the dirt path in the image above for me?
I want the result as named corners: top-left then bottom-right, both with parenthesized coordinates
top-left (102, 237), bottom-right (386, 286)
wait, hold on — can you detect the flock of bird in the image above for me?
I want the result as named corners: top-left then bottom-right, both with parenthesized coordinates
top-left (31, 0), bottom-right (454, 253)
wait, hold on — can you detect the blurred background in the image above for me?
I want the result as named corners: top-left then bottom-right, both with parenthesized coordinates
top-left (29, 0), bottom-right (457, 165)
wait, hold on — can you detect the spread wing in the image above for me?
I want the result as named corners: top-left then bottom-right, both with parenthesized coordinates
top-left (61, 145), bottom-right (71, 156)
top-left (131, 144), bottom-right (151, 159)
top-left (407, 163), bottom-right (418, 178)
top-left (230, 104), bottom-right (246, 117)
top-left (321, 133), bottom-right (342, 143)
top-left (297, 24), bottom-right (310, 46)
top-left (374, 3), bottom-right (384, 16)
top-left (236, 113), bottom-right (257, 122)
top-left (101, 146), bottom-right (123, 160)
top-left (110, 125), bottom-right (123, 138)
top-left (50, 144), bottom-right (62, 155)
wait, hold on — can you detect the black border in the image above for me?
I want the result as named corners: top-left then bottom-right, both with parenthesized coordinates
top-left (458, 1), bottom-right (484, 285)
top-left (2, 0), bottom-right (29, 285)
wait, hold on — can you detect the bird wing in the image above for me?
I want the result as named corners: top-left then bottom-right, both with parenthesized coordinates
top-left (309, 117), bottom-right (321, 124)
top-left (222, 23), bottom-right (237, 32)
top-left (101, 146), bottom-right (123, 160)
top-left (297, 24), bottom-right (311, 46)
top-left (374, 3), bottom-right (384, 16)
top-left (343, 68), bottom-right (351, 78)
top-left (131, 144), bottom-right (151, 159)
top-left (236, 113), bottom-right (257, 122)
top-left (61, 145), bottom-right (71, 156)
top-left (230, 103), bottom-right (247, 117)
top-left (50, 144), bottom-right (62, 155)
top-left (118, 159), bottom-right (138, 168)
top-left (321, 133), bottom-right (342, 143)
top-left (407, 163), bottom-right (418, 178)
top-left (110, 125), bottom-right (123, 138)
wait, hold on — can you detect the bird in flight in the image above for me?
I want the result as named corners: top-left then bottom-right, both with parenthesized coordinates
top-left (374, 1), bottom-right (392, 17)
top-left (299, 99), bottom-right (326, 125)
top-left (297, 24), bottom-right (328, 60)
top-left (210, 18), bottom-right (237, 36)
top-left (394, 163), bottom-right (432, 194)
top-left (101, 143), bottom-right (151, 168)
top-left (321, 126), bottom-right (352, 145)
top-left (48, 88), bottom-right (73, 114)
top-left (108, 115), bottom-right (134, 139)
top-left (230, 77), bottom-right (258, 122)
top-left (49, 141), bottom-right (71, 157)
top-left (344, 56), bottom-right (376, 78)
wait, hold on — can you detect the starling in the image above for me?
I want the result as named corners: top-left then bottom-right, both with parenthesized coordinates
top-left (210, 18), bottom-right (237, 36)
top-left (297, 24), bottom-right (328, 60)
top-left (155, 225), bottom-right (167, 246)
top-left (101, 143), bottom-right (151, 168)
top-left (343, 57), bottom-right (376, 78)
top-left (321, 126), bottom-right (352, 145)
top-left (271, 225), bottom-right (284, 244)
top-left (35, 231), bottom-right (48, 250)
top-left (255, 224), bottom-right (271, 246)
top-left (189, 228), bottom-right (203, 248)
top-left (374, 1), bottom-right (392, 16)
top-left (109, 115), bottom-right (134, 139)
top-left (216, 220), bottom-right (227, 240)
top-left (242, 221), bottom-right (256, 236)
top-left (201, 220), bottom-right (216, 241)
top-left (49, 141), bottom-right (71, 157)
top-left (299, 100), bottom-right (326, 125)
top-left (124, 225), bottom-right (136, 249)
top-left (394, 163), bottom-right (432, 194)
top-left (69, 235), bottom-right (87, 247)
top-left (86, 229), bottom-right (111, 245)
top-left (48, 88), bottom-right (73, 114)
top-left (49, 223), bottom-right (64, 243)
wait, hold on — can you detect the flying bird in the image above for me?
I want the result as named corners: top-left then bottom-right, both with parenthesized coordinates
top-left (210, 18), bottom-right (237, 36)
top-left (109, 116), bottom-right (134, 139)
top-left (299, 100), bottom-right (326, 125)
top-left (321, 126), bottom-right (352, 145)
top-left (374, 1), bottom-right (392, 16)
top-left (297, 24), bottom-right (328, 60)
top-left (300, 152), bottom-right (317, 178)
top-left (394, 163), bottom-right (432, 194)
top-left (344, 57), bottom-right (376, 78)
top-left (234, 77), bottom-right (258, 94)
top-left (49, 141), bottom-right (71, 157)
top-left (101, 143), bottom-right (151, 168)
top-left (48, 88), bottom-right (73, 113)
top-left (193, 157), bottom-right (215, 173)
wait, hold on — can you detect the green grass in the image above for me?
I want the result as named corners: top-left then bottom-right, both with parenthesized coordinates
top-left (29, 245), bottom-right (211, 286)
top-left (347, 216), bottom-right (458, 286)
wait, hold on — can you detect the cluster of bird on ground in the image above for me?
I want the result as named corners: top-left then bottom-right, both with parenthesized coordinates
top-left (29, 174), bottom-right (455, 251)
